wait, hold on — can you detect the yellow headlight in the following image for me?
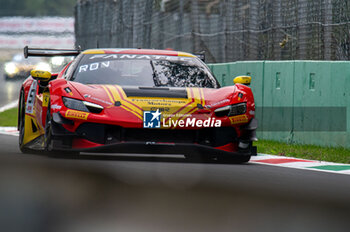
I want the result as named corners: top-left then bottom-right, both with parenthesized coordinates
top-left (4, 63), bottom-right (18, 75)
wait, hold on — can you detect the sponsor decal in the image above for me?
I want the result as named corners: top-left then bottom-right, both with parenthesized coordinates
top-left (143, 109), bottom-right (221, 128)
top-left (131, 98), bottom-right (187, 107)
top-left (89, 54), bottom-right (191, 62)
top-left (78, 61), bottom-right (110, 73)
top-left (51, 104), bottom-right (62, 110)
top-left (143, 109), bottom-right (161, 128)
top-left (42, 92), bottom-right (50, 107)
top-left (163, 113), bottom-right (193, 118)
top-left (64, 87), bottom-right (73, 96)
top-left (150, 107), bottom-right (170, 112)
top-left (204, 99), bottom-right (230, 109)
top-left (84, 94), bottom-right (113, 106)
top-left (65, 110), bottom-right (89, 120)
top-left (238, 93), bottom-right (243, 101)
top-left (64, 87), bottom-right (72, 93)
top-left (229, 115), bottom-right (249, 124)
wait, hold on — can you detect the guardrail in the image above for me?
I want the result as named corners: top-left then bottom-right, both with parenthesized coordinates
top-left (208, 61), bottom-right (350, 147)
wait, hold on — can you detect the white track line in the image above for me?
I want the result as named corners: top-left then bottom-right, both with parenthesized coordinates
top-left (0, 127), bottom-right (18, 136)
top-left (0, 100), bottom-right (18, 113)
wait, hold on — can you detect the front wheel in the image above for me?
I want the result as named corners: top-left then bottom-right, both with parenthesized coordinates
top-left (18, 90), bottom-right (32, 153)
top-left (44, 103), bottom-right (53, 152)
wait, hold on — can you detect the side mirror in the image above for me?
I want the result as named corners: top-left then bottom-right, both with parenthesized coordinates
top-left (194, 52), bottom-right (205, 62)
top-left (233, 75), bottom-right (251, 86)
top-left (31, 70), bottom-right (52, 82)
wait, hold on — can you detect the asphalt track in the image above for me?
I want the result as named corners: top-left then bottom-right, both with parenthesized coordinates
top-left (1, 133), bottom-right (350, 232)
top-left (1, 62), bottom-right (350, 231)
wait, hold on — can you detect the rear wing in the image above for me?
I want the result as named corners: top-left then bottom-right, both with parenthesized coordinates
top-left (24, 46), bottom-right (81, 58)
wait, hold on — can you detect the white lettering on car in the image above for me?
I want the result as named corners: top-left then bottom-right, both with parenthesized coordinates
top-left (101, 61), bottom-right (110, 68)
top-left (120, 54), bottom-right (136, 59)
top-left (89, 54), bottom-right (106, 60)
top-left (87, 54), bottom-right (192, 61)
top-left (90, 63), bottom-right (99, 71)
top-left (79, 65), bottom-right (88, 72)
top-left (51, 104), bottom-right (62, 110)
top-left (104, 54), bottom-right (118, 59)
top-left (78, 61), bottom-right (110, 73)
top-left (136, 55), bottom-right (151, 59)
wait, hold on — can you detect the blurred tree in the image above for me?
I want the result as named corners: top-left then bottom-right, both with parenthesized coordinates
top-left (0, 0), bottom-right (76, 16)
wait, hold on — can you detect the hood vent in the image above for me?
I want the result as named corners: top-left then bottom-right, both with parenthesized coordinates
top-left (123, 87), bottom-right (188, 98)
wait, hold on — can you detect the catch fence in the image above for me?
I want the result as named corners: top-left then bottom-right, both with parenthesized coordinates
top-left (75, 0), bottom-right (350, 63)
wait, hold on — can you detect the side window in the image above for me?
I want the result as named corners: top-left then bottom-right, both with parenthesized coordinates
top-left (64, 54), bottom-right (83, 80)
top-left (62, 63), bottom-right (71, 79)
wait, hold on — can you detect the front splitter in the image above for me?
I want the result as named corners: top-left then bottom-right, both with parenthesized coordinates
top-left (58, 141), bottom-right (257, 157)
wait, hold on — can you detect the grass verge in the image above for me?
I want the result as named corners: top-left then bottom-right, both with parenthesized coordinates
top-left (0, 107), bottom-right (18, 127)
top-left (0, 107), bottom-right (349, 164)
top-left (255, 140), bottom-right (350, 164)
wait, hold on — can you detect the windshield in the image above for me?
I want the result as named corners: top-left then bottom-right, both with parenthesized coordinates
top-left (69, 54), bottom-right (219, 88)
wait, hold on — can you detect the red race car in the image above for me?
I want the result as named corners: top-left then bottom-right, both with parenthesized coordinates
top-left (18, 47), bottom-right (257, 163)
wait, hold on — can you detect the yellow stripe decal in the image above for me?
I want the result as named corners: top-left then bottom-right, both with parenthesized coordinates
top-left (171, 107), bottom-right (199, 129)
top-left (107, 85), bottom-right (143, 120)
top-left (102, 85), bottom-right (114, 103)
top-left (113, 85), bottom-right (143, 113)
top-left (82, 50), bottom-right (105, 54)
top-left (200, 88), bottom-right (205, 106)
top-left (177, 52), bottom-right (196, 57)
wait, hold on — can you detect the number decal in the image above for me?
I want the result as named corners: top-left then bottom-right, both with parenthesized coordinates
top-left (25, 80), bottom-right (37, 114)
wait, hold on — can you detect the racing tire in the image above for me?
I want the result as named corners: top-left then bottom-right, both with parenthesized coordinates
top-left (44, 102), bottom-right (53, 152)
top-left (18, 90), bottom-right (33, 154)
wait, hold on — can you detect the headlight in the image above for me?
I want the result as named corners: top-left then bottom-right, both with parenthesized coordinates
top-left (4, 62), bottom-right (18, 75)
top-left (214, 103), bottom-right (246, 117)
top-left (62, 97), bottom-right (104, 113)
top-left (35, 62), bottom-right (52, 72)
top-left (50, 56), bottom-right (65, 66)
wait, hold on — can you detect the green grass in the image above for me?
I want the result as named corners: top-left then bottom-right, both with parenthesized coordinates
top-left (0, 107), bottom-right (349, 163)
top-left (0, 107), bottom-right (18, 127)
top-left (255, 140), bottom-right (350, 164)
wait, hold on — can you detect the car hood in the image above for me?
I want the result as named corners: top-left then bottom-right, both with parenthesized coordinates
top-left (67, 82), bottom-right (245, 124)
top-left (69, 82), bottom-right (236, 107)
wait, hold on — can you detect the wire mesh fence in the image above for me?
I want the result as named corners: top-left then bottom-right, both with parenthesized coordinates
top-left (75, 0), bottom-right (350, 63)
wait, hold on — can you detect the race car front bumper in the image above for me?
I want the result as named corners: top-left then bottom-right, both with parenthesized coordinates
top-left (50, 113), bottom-right (257, 157)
